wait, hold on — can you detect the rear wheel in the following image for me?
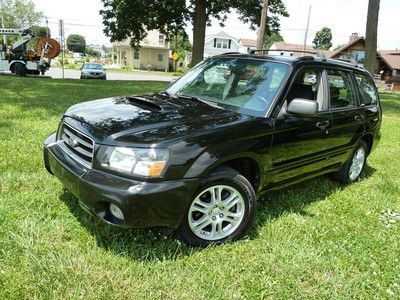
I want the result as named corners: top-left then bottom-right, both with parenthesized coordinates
top-left (332, 140), bottom-right (368, 184)
top-left (12, 62), bottom-right (27, 77)
top-left (177, 166), bottom-right (256, 247)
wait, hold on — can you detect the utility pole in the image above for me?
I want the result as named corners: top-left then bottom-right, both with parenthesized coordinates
top-left (0, 0), bottom-right (6, 45)
top-left (303, 5), bottom-right (312, 55)
top-left (256, 0), bottom-right (269, 50)
top-left (45, 17), bottom-right (49, 37)
top-left (59, 19), bottom-right (65, 79)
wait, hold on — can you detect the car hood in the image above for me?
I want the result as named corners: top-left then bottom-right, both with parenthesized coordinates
top-left (63, 94), bottom-right (253, 146)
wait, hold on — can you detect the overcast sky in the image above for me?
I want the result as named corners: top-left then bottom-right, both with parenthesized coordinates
top-left (32, 0), bottom-right (400, 50)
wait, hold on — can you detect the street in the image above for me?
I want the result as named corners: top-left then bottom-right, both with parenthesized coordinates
top-left (46, 68), bottom-right (175, 82)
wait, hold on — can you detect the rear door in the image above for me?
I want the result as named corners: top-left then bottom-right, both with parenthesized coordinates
top-left (325, 69), bottom-right (365, 166)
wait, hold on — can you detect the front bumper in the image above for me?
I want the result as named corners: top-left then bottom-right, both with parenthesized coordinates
top-left (44, 133), bottom-right (200, 229)
top-left (81, 73), bottom-right (106, 79)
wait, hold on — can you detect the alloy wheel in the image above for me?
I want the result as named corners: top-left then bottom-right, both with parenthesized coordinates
top-left (188, 185), bottom-right (245, 241)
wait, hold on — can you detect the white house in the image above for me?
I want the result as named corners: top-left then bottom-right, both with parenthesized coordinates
top-left (203, 31), bottom-right (256, 58)
top-left (114, 30), bottom-right (169, 71)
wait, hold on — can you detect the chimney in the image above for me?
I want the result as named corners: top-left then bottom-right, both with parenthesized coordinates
top-left (350, 33), bottom-right (359, 42)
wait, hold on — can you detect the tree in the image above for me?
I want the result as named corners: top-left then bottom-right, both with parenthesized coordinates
top-left (31, 25), bottom-right (50, 37)
top-left (85, 45), bottom-right (101, 58)
top-left (100, 0), bottom-right (289, 66)
top-left (67, 34), bottom-right (86, 53)
top-left (264, 31), bottom-right (283, 49)
top-left (312, 27), bottom-right (332, 50)
top-left (365, 0), bottom-right (380, 74)
top-left (1, 0), bottom-right (43, 29)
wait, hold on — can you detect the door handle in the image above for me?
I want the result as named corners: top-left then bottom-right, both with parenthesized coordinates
top-left (354, 115), bottom-right (365, 121)
top-left (316, 120), bottom-right (330, 129)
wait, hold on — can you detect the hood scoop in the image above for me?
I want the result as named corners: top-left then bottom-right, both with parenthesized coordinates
top-left (125, 96), bottom-right (168, 112)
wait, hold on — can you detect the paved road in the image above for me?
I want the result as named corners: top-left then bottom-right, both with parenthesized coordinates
top-left (47, 68), bottom-right (175, 82)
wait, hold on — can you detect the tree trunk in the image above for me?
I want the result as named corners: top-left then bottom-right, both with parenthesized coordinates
top-left (365, 0), bottom-right (380, 75)
top-left (192, 0), bottom-right (207, 66)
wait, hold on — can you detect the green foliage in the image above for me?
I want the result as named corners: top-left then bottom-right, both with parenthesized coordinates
top-left (31, 25), bottom-right (50, 37)
top-left (1, 0), bottom-right (43, 29)
top-left (313, 27), bottom-right (333, 50)
top-left (170, 32), bottom-right (192, 61)
top-left (85, 45), bottom-right (101, 58)
top-left (264, 31), bottom-right (284, 49)
top-left (66, 34), bottom-right (86, 53)
top-left (1, 77), bottom-right (400, 298)
top-left (100, 0), bottom-right (288, 49)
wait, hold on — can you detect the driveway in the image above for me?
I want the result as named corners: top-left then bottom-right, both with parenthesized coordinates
top-left (47, 68), bottom-right (175, 82)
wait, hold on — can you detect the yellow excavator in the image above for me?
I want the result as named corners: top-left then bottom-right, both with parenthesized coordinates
top-left (0, 27), bottom-right (60, 76)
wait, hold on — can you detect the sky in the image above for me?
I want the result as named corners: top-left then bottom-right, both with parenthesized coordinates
top-left (32, 0), bottom-right (400, 50)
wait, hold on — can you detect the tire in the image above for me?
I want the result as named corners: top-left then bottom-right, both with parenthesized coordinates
top-left (14, 62), bottom-right (27, 77)
top-left (177, 166), bottom-right (256, 247)
top-left (331, 140), bottom-right (368, 184)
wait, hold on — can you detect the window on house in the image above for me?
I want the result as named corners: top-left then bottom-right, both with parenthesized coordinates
top-left (159, 34), bottom-right (165, 45)
top-left (134, 51), bottom-right (139, 60)
top-left (213, 38), bottom-right (231, 49)
top-left (158, 54), bottom-right (163, 62)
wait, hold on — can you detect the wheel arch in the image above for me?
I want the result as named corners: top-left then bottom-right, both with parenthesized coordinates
top-left (360, 133), bottom-right (374, 155)
top-left (186, 154), bottom-right (261, 192)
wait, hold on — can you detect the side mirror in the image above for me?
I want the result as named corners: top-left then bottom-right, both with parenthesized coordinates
top-left (287, 98), bottom-right (318, 116)
top-left (170, 79), bottom-right (177, 84)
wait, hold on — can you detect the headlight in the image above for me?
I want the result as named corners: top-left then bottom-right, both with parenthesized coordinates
top-left (98, 147), bottom-right (169, 177)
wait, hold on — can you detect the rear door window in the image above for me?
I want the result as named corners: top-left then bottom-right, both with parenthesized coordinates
top-left (354, 73), bottom-right (378, 106)
top-left (327, 70), bottom-right (358, 109)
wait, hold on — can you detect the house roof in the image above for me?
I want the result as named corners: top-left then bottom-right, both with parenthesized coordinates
top-left (240, 38), bottom-right (256, 47)
top-left (271, 41), bottom-right (333, 57)
top-left (378, 52), bottom-right (400, 70)
top-left (330, 36), bottom-right (365, 58)
top-left (205, 31), bottom-right (239, 42)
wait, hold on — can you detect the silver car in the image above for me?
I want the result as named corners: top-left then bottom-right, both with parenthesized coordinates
top-left (80, 63), bottom-right (106, 80)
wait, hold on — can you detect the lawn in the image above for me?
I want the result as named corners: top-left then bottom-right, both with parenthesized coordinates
top-left (0, 77), bottom-right (399, 299)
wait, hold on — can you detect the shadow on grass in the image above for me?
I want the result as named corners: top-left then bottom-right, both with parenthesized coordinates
top-left (58, 165), bottom-right (376, 262)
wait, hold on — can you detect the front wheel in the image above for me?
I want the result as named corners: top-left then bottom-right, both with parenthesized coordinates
top-left (332, 140), bottom-right (368, 184)
top-left (177, 166), bottom-right (256, 247)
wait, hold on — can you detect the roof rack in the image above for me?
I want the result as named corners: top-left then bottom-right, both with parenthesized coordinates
top-left (250, 49), bottom-right (327, 60)
top-left (332, 58), bottom-right (365, 69)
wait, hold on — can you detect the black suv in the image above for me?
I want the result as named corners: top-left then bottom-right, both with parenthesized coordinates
top-left (44, 52), bottom-right (382, 246)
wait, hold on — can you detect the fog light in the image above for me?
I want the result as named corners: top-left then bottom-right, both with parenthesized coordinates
top-left (109, 203), bottom-right (124, 220)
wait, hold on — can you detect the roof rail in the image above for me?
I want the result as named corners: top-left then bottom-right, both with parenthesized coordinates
top-left (250, 49), bottom-right (327, 60)
top-left (332, 58), bottom-right (365, 69)
top-left (219, 52), bottom-right (242, 56)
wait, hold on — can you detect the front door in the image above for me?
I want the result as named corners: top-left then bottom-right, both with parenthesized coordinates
top-left (267, 68), bottom-right (334, 187)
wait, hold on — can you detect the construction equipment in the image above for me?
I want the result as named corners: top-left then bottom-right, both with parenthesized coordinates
top-left (0, 27), bottom-right (60, 76)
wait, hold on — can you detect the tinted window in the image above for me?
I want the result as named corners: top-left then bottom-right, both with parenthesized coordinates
top-left (327, 70), bottom-right (357, 109)
top-left (354, 73), bottom-right (378, 105)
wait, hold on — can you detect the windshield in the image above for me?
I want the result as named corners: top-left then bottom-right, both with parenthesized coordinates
top-left (83, 64), bottom-right (103, 70)
top-left (166, 57), bottom-right (290, 117)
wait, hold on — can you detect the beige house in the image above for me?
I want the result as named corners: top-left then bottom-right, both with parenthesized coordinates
top-left (114, 30), bottom-right (169, 71)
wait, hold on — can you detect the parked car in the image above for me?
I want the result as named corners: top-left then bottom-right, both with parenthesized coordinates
top-left (80, 63), bottom-right (106, 80)
top-left (44, 53), bottom-right (382, 246)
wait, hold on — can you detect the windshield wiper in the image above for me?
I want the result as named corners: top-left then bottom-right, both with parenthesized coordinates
top-left (175, 94), bottom-right (223, 109)
top-left (158, 91), bottom-right (172, 97)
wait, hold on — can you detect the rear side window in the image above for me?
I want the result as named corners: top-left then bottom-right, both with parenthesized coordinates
top-left (354, 73), bottom-right (378, 105)
top-left (327, 70), bottom-right (358, 109)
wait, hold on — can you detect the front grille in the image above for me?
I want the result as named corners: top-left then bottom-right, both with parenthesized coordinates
top-left (59, 123), bottom-right (94, 167)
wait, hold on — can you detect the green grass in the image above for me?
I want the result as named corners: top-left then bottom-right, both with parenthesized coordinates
top-left (0, 77), bottom-right (399, 299)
